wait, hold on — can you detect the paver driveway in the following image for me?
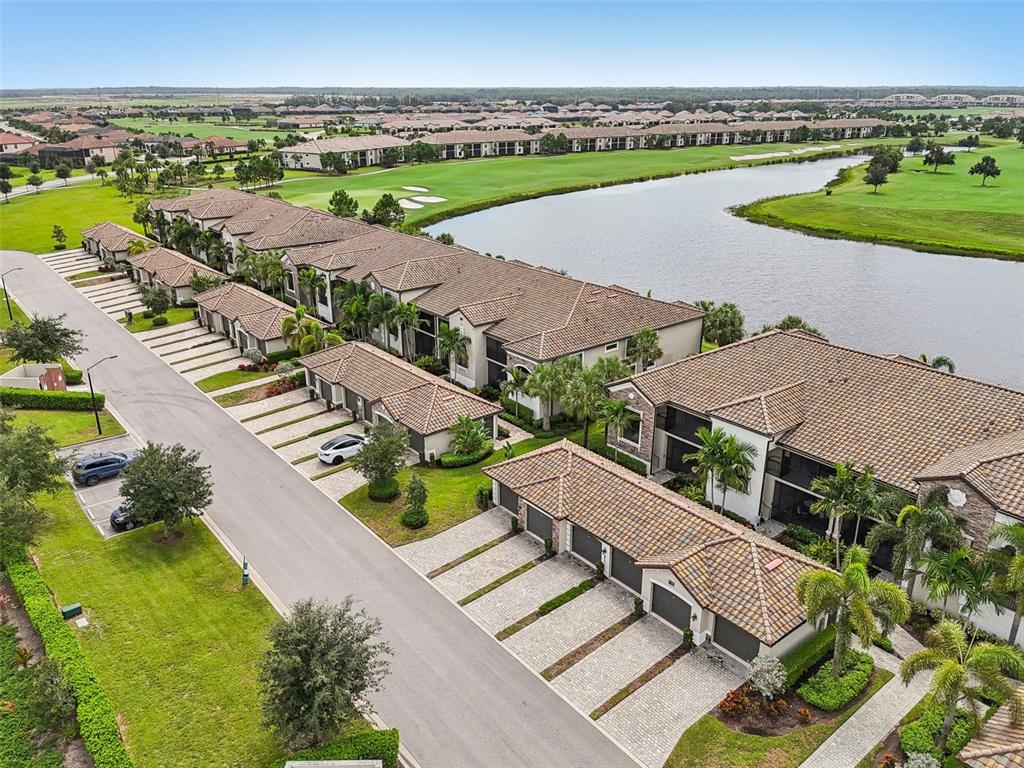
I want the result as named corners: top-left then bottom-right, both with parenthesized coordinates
top-left (433, 534), bottom-right (542, 600)
top-left (398, 506), bottom-right (512, 574)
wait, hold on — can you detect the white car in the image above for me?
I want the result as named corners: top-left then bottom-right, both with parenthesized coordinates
top-left (317, 433), bottom-right (367, 465)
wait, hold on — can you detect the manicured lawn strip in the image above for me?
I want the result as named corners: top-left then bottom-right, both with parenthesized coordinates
top-left (0, 624), bottom-right (63, 768)
top-left (309, 461), bottom-right (354, 481)
top-left (180, 355), bottom-right (241, 373)
top-left (195, 368), bottom-right (274, 393)
top-left (239, 399), bottom-right (307, 423)
top-left (11, 408), bottom-right (125, 446)
top-left (6, 164), bottom-right (87, 187)
top-left (541, 614), bottom-right (640, 681)
top-left (664, 668), bottom-right (894, 768)
top-left (495, 578), bottom-right (597, 640)
top-left (215, 380), bottom-right (288, 407)
top-left (122, 307), bottom-right (196, 333)
top-left (254, 408), bottom-right (325, 435)
top-left (0, 347), bottom-right (16, 374)
top-left (457, 560), bottom-right (538, 606)
top-left (426, 531), bottom-right (518, 579)
top-left (272, 420), bottom-right (352, 449)
top-left (0, 288), bottom-right (30, 328)
top-left (290, 453), bottom-right (317, 465)
top-left (29, 486), bottom-right (284, 768)
top-left (72, 274), bottom-right (125, 288)
top-left (591, 643), bottom-right (689, 719)
top-left (738, 139), bottom-right (1023, 260)
top-left (154, 337), bottom-right (218, 354)
top-left (65, 269), bottom-right (105, 281)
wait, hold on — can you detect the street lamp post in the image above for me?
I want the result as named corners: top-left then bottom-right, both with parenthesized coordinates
top-left (1, 267), bottom-right (23, 322)
top-left (86, 355), bottom-right (118, 435)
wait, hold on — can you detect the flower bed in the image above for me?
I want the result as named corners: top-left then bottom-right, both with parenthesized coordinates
top-left (798, 649), bottom-right (874, 711)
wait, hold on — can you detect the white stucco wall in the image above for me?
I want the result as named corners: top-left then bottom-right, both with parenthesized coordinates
top-left (708, 418), bottom-right (771, 524)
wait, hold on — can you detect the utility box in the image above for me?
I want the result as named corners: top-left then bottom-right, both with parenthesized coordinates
top-left (124, 309), bottom-right (133, 323)
top-left (61, 603), bottom-right (83, 620)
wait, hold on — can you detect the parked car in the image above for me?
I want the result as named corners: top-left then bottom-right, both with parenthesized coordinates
top-left (317, 434), bottom-right (366, 465)
top-left (71, 451), bottom-right (138, 486)
top-left (109, 502), bottom-right (145, 532)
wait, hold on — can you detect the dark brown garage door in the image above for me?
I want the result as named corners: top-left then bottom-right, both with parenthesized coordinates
top-left (498, 483), bottom-right (519, 514)
top-left (651, 584), bottom-right (692, 632)
top-left (344, 388), bottom-right (359, 414)
top-left (611, 547), bottom-right (643, 593)
top-left (571, 525), bottom-right (601, 566)
top-left (526, 505), bottom-right (552, 542)
top-left (714, 616), bottom-right (761, 662)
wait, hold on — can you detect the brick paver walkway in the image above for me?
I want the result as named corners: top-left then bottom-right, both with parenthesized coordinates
top-left (432, 534), bottom-right (542, 600)
top-left (397, 507), bottom-right (512, 574)
top-left (552, 614), bottom-right (682, 714)
top-left (163, 339), bottom-right (233, 363)
top-left (135, 320), bottom-right (201, 342)
top-left (497, 417), bottom-right (533, 446)
top-left (224, 388), bottom-right (308, 420)
top-left (256, 410), bottom-right (338, 444)
top-left (599, 646), bottom-right (744, 768)
top-left (465, 554), bottom-right (593, 634)
top-left (314, 466), bottom-right (367, 500)
top-left (504, 581), bottom-right (633, 672)
top-left (242, 400), bottom-right (324, 433)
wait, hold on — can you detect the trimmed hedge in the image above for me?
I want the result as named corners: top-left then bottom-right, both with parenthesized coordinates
top-left (60, 360), bottom-right (84, 385)
top-left (0, 387), bottom-right (104, 411)
top-left (150, 316), bottom-right (169, 327)
top-left (271, 728), bottom-right (399, 768)
top-left (177, 299), bottom-right (197, 308)
top-left (499, 395), bottom-right (534, 422)
top-left (783, 523), bottom-right (822, 546)
top-left (438, 444), bottom-right (494, 468)
top-left (5, 553), bottom-right (134, 768)
top-left (538, 579), bottom-right (595, 616)
top-left (600, 446), bottom-right (647, 475)
top-left (899, 703), bottom-right (974, 760)
top-left (797, 648), bottom-right (874, 711)
top-left (782, 625), bottom-right (836, 688)
top-left (266, 349), bottom-right (300, 364)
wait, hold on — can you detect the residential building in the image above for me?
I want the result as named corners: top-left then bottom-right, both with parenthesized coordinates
top-left (38, 134), bottom-right (125, 166)
top-left (127, 245), bottom-right (224, 304)
top-left (194, 282), bottom-right (301, 355)
top-left (280, 135), bottom-right (411, 170)
top-left (298, 341), bottom-right (500, 458)
top-left (80, 222), bottom-right (153, 262)
top-left (485, 439), bottom-right (826, 664)
top-left (419, 129), bottom-right (539, 159)
top-left (0, 132), bottom-right (34, 153)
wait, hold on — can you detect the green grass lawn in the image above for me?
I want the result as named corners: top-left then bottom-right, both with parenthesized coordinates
top-left (6, 164), bottom-right (88, 187)
top-left (195, 368), bottom-right (276, 393)
top-left (66, 269), bottom-right (105, 281)
top-left (0, 181), bottom-right (143, 254)
top-left (740, 139), bottom-right (1023, 259)
top-left (270, 138), bottom-right (911, 226)
top-left (121, 306), bottom-right (196, 333)
top-left (32, 485), bottom-right (284, 768)
top-left (0, 289), bottom-right (30, 372)
top-left (110, 116), bottom-right (294, 143)
top-left (665, 668), bottom-right (894, 768)
top-left (12, 408), bottom-right (125, 446)
top-left (341, 424), bottom-right (605, 546)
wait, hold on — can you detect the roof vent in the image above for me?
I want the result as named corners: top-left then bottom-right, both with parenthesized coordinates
top-left (764, 558), bottom-right (784, 572)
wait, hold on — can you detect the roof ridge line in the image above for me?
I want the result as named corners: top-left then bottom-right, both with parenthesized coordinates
top-left (749, 541), bottom-right (776, 643)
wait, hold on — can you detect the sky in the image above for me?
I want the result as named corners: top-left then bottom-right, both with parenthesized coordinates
top-left (1, 1), bottom-right (1021, 90)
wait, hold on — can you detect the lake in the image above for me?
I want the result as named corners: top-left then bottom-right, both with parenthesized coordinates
top-left (427, 157), bottom-right (1024, 388)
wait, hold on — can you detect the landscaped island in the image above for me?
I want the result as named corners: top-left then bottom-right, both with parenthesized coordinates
top-left (734, 138), bottom-right (1022, 260)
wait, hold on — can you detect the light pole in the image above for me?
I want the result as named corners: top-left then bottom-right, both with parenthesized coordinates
top-left (86, 355), bottom-right (118, 435)
top-left (1, 267), bottom-right (23, 322)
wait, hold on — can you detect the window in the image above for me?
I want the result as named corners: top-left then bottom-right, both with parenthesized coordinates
top-left (605, 342), bottom-right (619, 353)
top-left (621, 409), bottom-right (641, 445)
top-left (285, 272), bottom-right (294, 291)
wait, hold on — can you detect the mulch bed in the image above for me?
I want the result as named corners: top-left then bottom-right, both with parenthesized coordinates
top-left (72, 274), bottom-right (126, 288)
top-left (865, 727), bottom-right (905, 768)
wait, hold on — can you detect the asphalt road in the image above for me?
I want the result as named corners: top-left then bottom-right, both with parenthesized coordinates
top-left (1, 249), bottom-right (639, 768)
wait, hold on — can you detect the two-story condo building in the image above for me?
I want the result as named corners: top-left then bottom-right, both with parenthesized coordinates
top-left (126, 246), bottom-right (224, 305)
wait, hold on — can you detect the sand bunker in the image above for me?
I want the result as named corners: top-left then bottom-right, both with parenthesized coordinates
top-left (729, 151), bottom-right (790, 161)
top-left (402, 186), bottom-right (429, 192)
top-left (410, 195), bottom-right (447, 203)
top-left (398, 199), bottom-right (424, 209)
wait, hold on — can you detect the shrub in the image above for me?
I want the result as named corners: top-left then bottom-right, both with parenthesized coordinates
top-left (400, 473), bottom-right (428, 529)
top-left (499, 395), bottom-right (534, 422)
top-left (0, 387), bottom-right (103, 411)
top-left (599, 446), bottom-right (647, 475)
top-left (750, 656), bottom-right (787, 700)
top-left (140, 310), bottom-right (154, 319)
top-left (682, 627), bottom-right (694, 650)
top-left (368, 477), bottom-right (399, 501)
top-left (413, 355), bottom-right (447, 376)
top-left (784, 523), bottom-right (822, 546)
top-left (266, 348), bottom-right (300, 364)
top-left (797, 648), bottom-right (873, 711)
top-left (634, 597), bottom-right (645, 618)
top-left (178, 299), bottom-right (197, 308)
top-left (151, 316), bottom-right (169, 327)
top-left (475, 485), bottom-right (493, 511)
top-left (900, 703), bottom-right (974, 759)
top-left (473, 385), bottom-right (501, 402)
top-left (897, 755), bottom-right (940, 768)
top-left (873, 632), bottom-right (894, 653)
top-left (782, 625), bottom-right (837, 687)
top-left (61, 362), bottom-right (83, 385)
top-left (5, 553), bottom-right (134, 768)
top-left (801, 538), bottom-right (843, 566)
top-left (269, 728), bottom-right (400, 768)
top-left (438, 444), bottom-right (493, 468)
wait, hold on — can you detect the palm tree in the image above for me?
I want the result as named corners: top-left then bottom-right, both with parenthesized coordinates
top-left (919, 353), bottom-right (956, 374)
top-left (716, 436), bottom-right (758, 513)
top-left (501, 366), bottom-right (530, 412)
top-left (627, 328), bottom-right (663, 372)
top-left (205, 237), bottom-right (231, 272)
top-left (525, 362), bottom-right (565, 433)
top-left (683, 425), bottom-right (729, 510)
top-left (901, 620), bottom-right (1023, 752)
top-left (435, 325), bottom-right (469, 374)
top-left (919, 546), bottom-right (1002, 641)
top-left (332, 281), bottom-right (372, 340)
top-left (865, 488), bottom-right (963, 599)
top-left (987, 521), bottom-right (1024, 644)
top-left (280, 305), bottom-right (310, 351)
top-left (561, 367), bottom-right (606, 450)
top-left (796, 545), bottom-right (911, 676)
top-left (810, 462), bottom-right (878, 568)
top-left (603, 398), bottom-right (638, 446)
top-left (127, 239), bottom-right (153, 256)
top-left (368, 292), bottom-right (398, 346)
top-left (393, 301), bottom-right (421, 360)
top-left (589, 355), bottom-right (632, 385)
top-left (169, 218), bottom-right (199, 256)
top-left (298, 267), bottom-right (326, 308)
top-left (296, 320), bottom-right (343, 355)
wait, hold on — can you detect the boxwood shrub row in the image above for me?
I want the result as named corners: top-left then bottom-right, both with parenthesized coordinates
top-left (781, 624), bottom-right (836, 688)
top-left (797, 648), bottom-right (874, 711)
top-left (5, 553), bottom-right (134, 768)
top-left (438, 444), bottom-right (494, 468)
top-left (0, 387), bottom-right (104, 411)
top-left (270, 728), bottom-right (399, 768)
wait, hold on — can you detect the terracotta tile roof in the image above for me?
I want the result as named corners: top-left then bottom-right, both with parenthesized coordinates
top-left (80, 222), bottom-right (152, 252)
top-left (960, 686), bottom-right (1024, 767)
top-left (419, 129), bottom-right (535, 144)
top-left (148, 187), bottom-right (259, 220)
top-left (484, 440), bottom-right (824, 644)
top-left (287, 135), bottom-right (411, 154)
top-left (236, 306), bottom-right (294, 341)
top-left (708, 381), bottom-right (807, 436)
top-left (239, 207), bottom-right (372, 251)
top-left (625, 331), bottom-right (1024, 494)
top-left (127, 246), bottom-right (224, 288)
top-left (917, 430), bottom-right (1024, 516)
top-left (297, 342), bottom-right (499, 435)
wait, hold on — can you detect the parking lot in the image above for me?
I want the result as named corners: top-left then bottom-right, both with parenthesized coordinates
top-left (58, 433), bottom-right (142, 539)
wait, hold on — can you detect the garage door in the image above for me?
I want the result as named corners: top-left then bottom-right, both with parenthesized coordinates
top-left (611, 547), bottom-right (643, 593)
top-left (408, 430), bottom-right (424, 454)
top-left (714, 616), bottom-right (761, 662)
top-left (526, 505), bottom-right (552, 542)
top-left (571, 525), bottom-right (602, 566)
top-left (344, 389), bottom-right (358, 414)
top-left (498, 483), bottom-right (519, 514)
top-left (651, 584), bottom-right (692, 632)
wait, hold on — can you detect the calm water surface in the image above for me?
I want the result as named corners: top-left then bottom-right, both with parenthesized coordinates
top-left (427, 158), bottom-right (1024, 388)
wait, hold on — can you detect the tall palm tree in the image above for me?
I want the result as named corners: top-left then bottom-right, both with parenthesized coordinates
top-left (590, 355), bottom-right (632, 385)
top-left (435, 325), bottom-right (469, 374)
top-left (501, 366), bottom-right (530, 411)
top-left (368, 292), bottom-right (398, 345)
top-left (796, 545), bottom-right (911, 676)
top-left (919, 353), bottom-right (956, 374)
top-left (627, 328), bottom-right (663, 372)
top-left (296, 320), bottom-right (343, 355)
top-left (683, 425), bottom-right (729, 510)
top-left (393, 301), bottom-right (421, 360)
top-left (332, 281), bottom-right (372, 340)
top-left (280, 305), bottom-right (310, 351)
top-left (810, 462), bottom-right (878, 568)
top-left (987, 521), bottom-right (1024, 645)
top-left (298, 267), bottom-right (326, 308)
top-left (525, 362), bottom-right (565, 433)
top-left (901, 620), bottom-right (1023, 751)
top-left (865, 488), bottom-right (963, 599)
top-left (716, 436), bottom-right (758, 513)
top-left (919, 546), bottom-right (1002, 641)
top-left (603, 398), bottom-right (638, 446)
top-left (169, 218), bottom-right (199, 256)
top-left (560, 367), bottom-right (606, 450)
